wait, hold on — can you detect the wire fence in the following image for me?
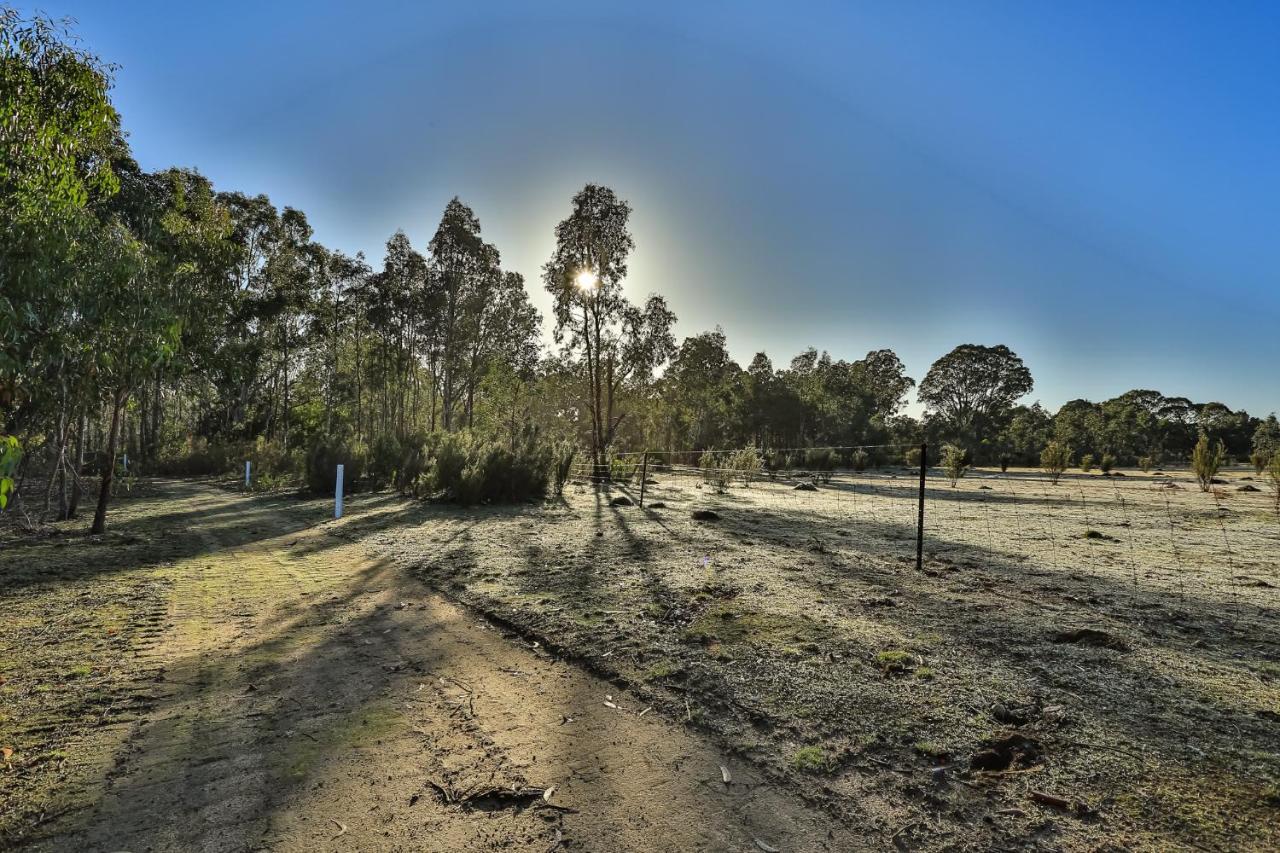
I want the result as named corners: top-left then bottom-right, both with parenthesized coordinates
top-left (568, 443), bottom-right (1279, 630)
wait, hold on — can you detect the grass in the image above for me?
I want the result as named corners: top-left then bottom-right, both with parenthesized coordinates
top-left (792, 745), bottom-right (830, 773)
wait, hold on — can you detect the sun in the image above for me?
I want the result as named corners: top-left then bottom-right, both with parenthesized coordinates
top-left (574, 268), bottom-right (599, 292)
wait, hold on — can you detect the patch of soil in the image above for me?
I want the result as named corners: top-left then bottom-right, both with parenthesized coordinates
top-left (1051, 628), bottom-right (1129, 650)
top-left (969, 733), bottom-right (1043, 773)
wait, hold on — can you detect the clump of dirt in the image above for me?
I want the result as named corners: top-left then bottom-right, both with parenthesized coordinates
top-left (610, 495), bottom-right (634, 507)
top-left (1051, 627), bottom-right (1129, 650)
top-left (690, 509), bottom-right (720, 520)
top-left (793, 482), bottom-right (817, 492)
top-left (969, 733), bottom-right (1043, 772)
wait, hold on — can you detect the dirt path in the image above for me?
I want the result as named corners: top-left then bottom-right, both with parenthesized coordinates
top-left (22, 482), bottom-right (857, 852)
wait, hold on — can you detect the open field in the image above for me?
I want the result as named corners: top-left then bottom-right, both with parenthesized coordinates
top-left (2, 468), bottom-right (1277, 851)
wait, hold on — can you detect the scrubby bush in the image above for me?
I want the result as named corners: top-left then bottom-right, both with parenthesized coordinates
top-left (805, 448), bottom-right (836, 483)
top-left (1100, 453), bottom-right (1116, 474)
top-left (609, 454), bottom-right (639, 484)
top-left (154, 437), bottom-right (235, 477)
top-left (396, 433), bottom-right (429, 495)
top-left (368, 433), bottom-right (402, 488)
top-left (1251, 450), bottom-right (1271, 475)
top-left (1041, 441), bottom-right (1072, 485)
top-left (999, 453), bottom-right (1011, 473)
top-left (423, 429), bottom-right (552, 504)
top-left (1266, 452), bottom-right (1280, 516)
top-left (306, 435), bottom-right (366, 495)
top-left (1191, 432), bottom-right (1225, 493)
top-left (850, 448), bottom-right (869, 472)
top-left (1080, 453), bottom-right (1094, 473)
top-left (701, 451), bottom-right (730, 491)
top-left (941, 443), bottom-right (968, 487)
top-left (725, 445), bottom-right (763, 486)
top-left (1138, 455), bottom-right (1155, 473)
top-left (904, 446), bottom-right (922, 469)
top-left (552, 442), bottom-right (576, 496)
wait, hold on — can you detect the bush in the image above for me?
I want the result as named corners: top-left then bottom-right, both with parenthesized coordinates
top-left (424, 430), bottom-right (552, 505)
top-left (305, 435), bottom-right (366, 495)
top-left (701, 451), bottom-right (730, 491)
top-left (1251, 450), bottom-right (1271, 475)
top-left (941, 443), bottom-right (968, 487)
top-left (154, 437), bottom-right (235, 477)
top-left (1266, 452), bottom-right (1280, 516)
top-left (999, 453), bottom-right (1011, 473)
top-left (850, 448), bottom-right (869, 472)
top-left (904, 446), bottom-right (922, 469)
top-left (1080, 453), bottom-right (1095, 473)
top-left (368, 433), bottom-right (402, 488)
top-left (1138, 455), bottom-right (1155, 473)
top-left (805, 448), bottom-right (836, 483)
top-left (1191, 432), bottom-right (1225, 493)
top-left (726, 445), bottom-right (763, 486)
top-left (552, 442), bottom-right (576, 496)
top-left (396, 433), bottom-right (429, 495)
top-left (1041, 441), bottom-right (1072, 485)
top-left (1100, 453), bottom-right (1116, 474)
top-left (609, 454), bottom-right (639, 484)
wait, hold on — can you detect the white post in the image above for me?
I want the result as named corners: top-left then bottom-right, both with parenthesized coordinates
top-left (335, 464), bottom-right (345, 519)
top-left (122, 453), bottom-right (128, 472)
top-left (245, 460), bottom-right (251, 488)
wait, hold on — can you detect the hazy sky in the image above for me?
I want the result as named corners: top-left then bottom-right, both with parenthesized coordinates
top-left (29, 1), bottom-right (1280, 416)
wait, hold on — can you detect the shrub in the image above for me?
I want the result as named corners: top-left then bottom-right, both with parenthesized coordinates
top-left (1100, 453), bottom-right (1116, 474)
top-left (904, 446), bottom-right (922, 469)
top-left (1191, 432), bottom-right (1225, 493)
top-left (701, 452), bottom-right (730, 491)
top-left (1138, 455), bottom-right (1155, 473)
top-left (154, 437), bottom-right (235, 477)
top-left (850, 448), bottom-right (869, 472)
top-left (727, 445), bottom-right (763, 486)
top-left (425, 430), bottom-right (552, 505)
top-left (1080, 453), bottom-right (1094, 473)
top-left (552, 442), bottom-right (576, 496)
top-left (999, 453), bottom-right (1010, 473)
top-left (1041, 441), bottom-right (1071, 485)
top-left (806, 448), bottom-right (836, 483)
top-left (609, 454), bottom-right (639, 484)
top-left (305, 435), bottom-right (366, 495)
top-left (941, 443), bottom-right (968, 487)
top-left (395, 433), bottom-right (429, 495)
top-left (368, 433), bottom-right (402, 488)
top-left (1266, 452), bottom-right (1280, 516)
top-left (1251, 450), bottom-right (1271, 475)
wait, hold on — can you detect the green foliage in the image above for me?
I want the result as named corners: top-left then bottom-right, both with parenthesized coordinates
top-left (423, 430), bottom-right (552, 505)
top-left (726, 445), bottom-right (763, 485)
top-left (805, 447), bottom-right (836, 483)
top-left (850, 448), bottom-right (869, 472)
top-left (1080, 453), bottom-right (1094, 473)
top-left (551, 442), bottom-right (576, 497)
top-left (1266, 452), bottom-right (1280, 516)
top-left (609, 454), bottom-right (639, 484)
top-left (1191, 432), bottom-right (1225, 493)
top-left (940, 443), bottom-right (968, 487)
top-left (368, 433), bottom-right (402, 488)
top-left (1250, 450), bottom-right (1271, 476)
top-left (305, 435), bottom-right (366, 495)
top-left (0, 433), bottom-right (20, 509)
top-left (1100, 453), bottom-right (1116, 474)
top-left (700, 451), bottom-right (730, 491)
top-left (792, 746), bottom-right (831, 774)
top-left (1138, 455), bottom-right (1155, 473)
top-left (1041, 441), bottom-right (1072, 485)
top-left (999, 452), bottom-right (1011, 473)
top-left (904, 446), bottom-right (922, 468)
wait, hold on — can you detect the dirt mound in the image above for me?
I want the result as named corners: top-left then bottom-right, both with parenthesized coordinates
top-left (1051, 627), bottom-right (1128, 651)
top-left (691, 508), bottom-right (721, 521)
top-left (610, 495), bottom-right (634, 507)
top-left (793, 482), bottom-right (817, 492)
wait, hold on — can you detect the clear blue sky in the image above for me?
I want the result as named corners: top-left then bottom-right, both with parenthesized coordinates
top-left (27, 1), bottom-right (1280, 416)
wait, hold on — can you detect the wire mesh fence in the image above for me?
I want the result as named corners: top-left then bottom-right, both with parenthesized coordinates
top-left (568, 443), bottom-right (1279, 630)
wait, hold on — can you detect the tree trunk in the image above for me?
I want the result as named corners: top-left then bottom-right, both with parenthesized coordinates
top-left (91, 389), bottom-right (126, 535)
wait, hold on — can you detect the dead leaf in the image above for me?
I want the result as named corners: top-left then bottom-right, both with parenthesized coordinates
top-left (1, 746), bottom-right (13, 763)
top-left (543, 785), bottom-right (556, 802)
top-left (755, 839), bottom-right (780, 853)
top-left (720, 764), bottom-right (732, 784)
top-left (329, 818), bottom-right (347, 838)
top-left (603, 700), bottom-right (618, 709)
top-left (638, 706), bottom-right (652, 718)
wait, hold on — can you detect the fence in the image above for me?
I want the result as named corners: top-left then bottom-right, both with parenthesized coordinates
top-left (568, 443), bottom-right (1279, 630)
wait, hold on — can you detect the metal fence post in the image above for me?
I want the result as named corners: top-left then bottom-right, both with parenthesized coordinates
top-left (638, 451), bottom-right (649, 507)
top-left (335, 463), bottom-right (344, 519)
top-left (916, 442), bottom-right (927, 571)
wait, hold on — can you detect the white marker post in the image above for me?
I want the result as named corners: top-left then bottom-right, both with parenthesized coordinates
top-left (335, 464), bottom-right (345, 519)
top-left (245, 460), bottom-right (252, 488)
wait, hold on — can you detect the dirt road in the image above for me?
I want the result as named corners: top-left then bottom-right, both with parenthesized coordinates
top-left (16, 482), bottom-right (856, 852)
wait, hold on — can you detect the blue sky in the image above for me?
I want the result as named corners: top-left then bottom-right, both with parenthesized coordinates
top-left (28, 1), bottom-right (1280, 416)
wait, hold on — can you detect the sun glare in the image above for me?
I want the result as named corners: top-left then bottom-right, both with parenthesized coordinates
top-left (574, 268), bottom-right (599, 292)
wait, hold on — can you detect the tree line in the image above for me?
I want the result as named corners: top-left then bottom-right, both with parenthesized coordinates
top-left (2, 11), bottom-right (1276, 528)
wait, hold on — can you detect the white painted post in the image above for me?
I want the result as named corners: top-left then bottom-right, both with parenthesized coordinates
top-left (335, 464), bottom-right (345, 519)
top-left (122, 453), bottom-right (128, 472)
top-left (245, 460), bottom-right (252, 488)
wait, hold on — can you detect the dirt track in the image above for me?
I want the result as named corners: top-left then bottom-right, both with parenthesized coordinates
top-left (6, 482), bottom-right (855, 852)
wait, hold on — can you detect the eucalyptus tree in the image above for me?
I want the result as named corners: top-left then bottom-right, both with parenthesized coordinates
top-left (919, 344), bottom-right (1033, 451)
top-left (543, 184), bottom-right (676, 471)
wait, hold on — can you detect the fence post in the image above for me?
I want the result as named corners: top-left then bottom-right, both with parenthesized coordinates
top-left (245, 460), bottom-right (251, 489)
top-left (335, 463), bottom-right (344, 519)
top-left (916, 442), bottom-right (927, 571)
top-left (638, 451), bottom-right (649, 508)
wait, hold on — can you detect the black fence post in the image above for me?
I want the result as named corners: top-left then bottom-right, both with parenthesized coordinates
top-left (916, 442), bottom-right (927, 571)
top-left (638, 451), bottom-right (649, 508)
